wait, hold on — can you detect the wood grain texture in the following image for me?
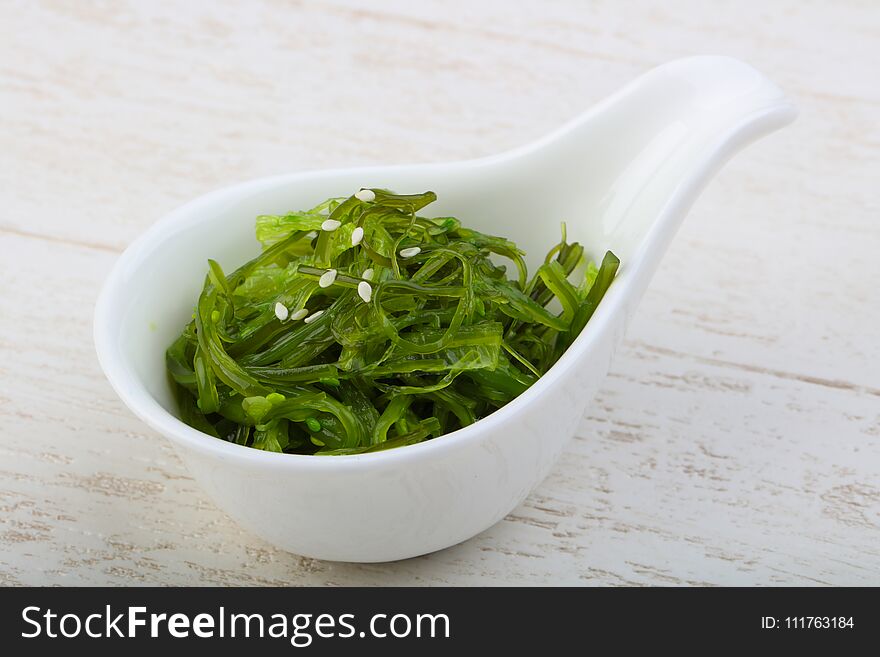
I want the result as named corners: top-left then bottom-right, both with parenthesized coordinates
top-left (1, 0), bottom-right (878, 585)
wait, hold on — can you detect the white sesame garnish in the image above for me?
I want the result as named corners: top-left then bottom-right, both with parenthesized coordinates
top-left (357, 281), bottom-right (373, 303)
top-left (321, 219), bottom-right (341, 232)
top-left (351, 226), bottom-right (364, 246)
top-left (318, 268), bottom-right (338, 288)
top-left (274, 302), bottom-right (289, 321)
top-left (290, 308), bottom-right (309, 321)
top-left (362, 267), bottom-right (374, 281)
top-left (303, 310), bottom-right (324, 324)
top-left (355, 188), bottom-right (376, 202)
top-left (399, 246), bottom-right (421, 258)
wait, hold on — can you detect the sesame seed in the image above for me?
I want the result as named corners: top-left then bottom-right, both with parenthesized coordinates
top-left (290, 308), bottom-right (309, 321)
top-left (351, 226), bottom-right (364, 246)
top-left (399, 246), bottom-right (421, 258)
top-left (321, 219), bottom-right (341, 231)
top-left (355, 188), bottom-right (376, 202)
top-left (303, 310), bottom-right (324, 324)
top-left (318, 268), bottom-right (338, 288)
top-left (357, 281), bottom-right (373, 303)
top-left (362, 267), bottom-right (374, 281)
top-left (274, 302), bottom-right (289, 321)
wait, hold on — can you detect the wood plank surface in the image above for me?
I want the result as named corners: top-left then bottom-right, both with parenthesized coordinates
top-left (1, 0), bottom-right (878, 585)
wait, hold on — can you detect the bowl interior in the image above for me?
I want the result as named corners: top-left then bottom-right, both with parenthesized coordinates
top-left (112, 161), bottom-right (633, 421)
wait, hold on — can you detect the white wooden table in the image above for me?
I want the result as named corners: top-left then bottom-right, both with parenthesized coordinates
top-left (2, 1), bottom-right (878, 586)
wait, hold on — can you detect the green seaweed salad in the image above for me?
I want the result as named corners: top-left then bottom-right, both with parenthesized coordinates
top-left (166, 189), bottom-right (619, 455)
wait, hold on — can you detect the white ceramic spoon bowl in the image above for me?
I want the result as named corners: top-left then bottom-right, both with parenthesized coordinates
top-left (94, 56), bottom-right (795, 562)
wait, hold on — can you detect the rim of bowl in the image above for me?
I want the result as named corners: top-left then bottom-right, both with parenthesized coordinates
top-left (93, 167), bottom-right (636, 472)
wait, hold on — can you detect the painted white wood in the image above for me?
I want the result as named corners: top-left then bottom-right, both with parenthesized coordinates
top-left (1, 0), bottom-right (877, 585)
